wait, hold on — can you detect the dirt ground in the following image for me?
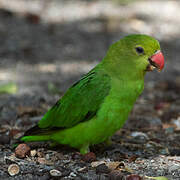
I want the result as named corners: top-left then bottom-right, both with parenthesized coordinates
top-left (0, 0), bottom-right (179, 179)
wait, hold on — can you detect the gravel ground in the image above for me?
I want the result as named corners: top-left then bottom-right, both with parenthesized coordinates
top-left (0, 0), bottom-right (179, 179)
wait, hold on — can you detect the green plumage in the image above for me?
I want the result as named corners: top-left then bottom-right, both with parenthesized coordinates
top-left (21, 34), bottom-right (161, 154)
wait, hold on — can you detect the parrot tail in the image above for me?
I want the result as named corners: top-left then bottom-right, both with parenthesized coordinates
top-left (21, 135), bottom-right (51, 142)
top-left (20, 125), bottom-right (61, 142)
top-left (23, 125), bottom-right (49, 136)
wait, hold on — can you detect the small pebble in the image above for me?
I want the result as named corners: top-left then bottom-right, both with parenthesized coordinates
top-left (126, 174), bottom-right (142, 180)
top-left (72, 152), bottom-right (81, 160)
top-left (169, 148), bottom-right (180, 156)
top-left (37, 151), bottom-right (44, 158)
top-left (106, 162), bottom-right (121, 170)
top-left (54, 152), bottom-right (65, 160)
top-left (45, 154), bottom-right (50, 160)
top-left (15, 144), bottom-right (30, 159)
top-left (160, 148), bottom-right (169, 155)
top-left (50, 169), bottom-right (62, 177)
top-left (0, 134), bottom-right (10, 144)
top-left (165, 127), bottom-right (174, 134)
top-left (30, 150), bottom-right (37, 157)
top-left (37, 157), bottom-right (46, 164)
top-left (9, 129), bottom-right (21, 138)
top-left (91, 161), bottom-right (105, 168)
top-left (77, 167), bottom-right (87, 172)
top-left (145, 143), bottom-right (154, 149)
top-left (0, 127), bottom-right (8, 133)
top-left (169, 165), bottom-right (180, 172)
top-left (131, 132), bottom-right (149, 140)
top-left (130, 132), bottom-right (149, 144)
top-left (136, 116), bottom-right (162, 130)
top-left (69, 172), bottom-right (76, 177)
top-left (96, 163), bottom-right (110, 174)
top-left (109, 170), bottom-right (123, 180)
top-left (82, 152), bottom-right (96, 162)
top-left (173, 117), bottom-right (180, 129)
top-left (8, 164), bottom-right (20, 176)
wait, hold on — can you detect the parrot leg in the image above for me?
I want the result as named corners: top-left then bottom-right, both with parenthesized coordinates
top-left (103, 137), bottom-right (112, 146)
top-left (79, 144), bottom-right (90, 154)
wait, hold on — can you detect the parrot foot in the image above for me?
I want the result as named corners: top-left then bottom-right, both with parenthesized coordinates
top-left (79, 144), bottom-right (90, 154)
top-left (49, 141), bottom-right (58, 148)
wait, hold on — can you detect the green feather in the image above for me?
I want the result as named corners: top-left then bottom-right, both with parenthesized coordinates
top-left (39, 68), bottom-right (111, 128)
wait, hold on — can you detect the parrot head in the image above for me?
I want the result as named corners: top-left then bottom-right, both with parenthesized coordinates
top-left (104, 34), bottom-right (165, 75)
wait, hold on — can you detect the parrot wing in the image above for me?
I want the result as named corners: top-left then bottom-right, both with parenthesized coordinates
top-left (38, 69), bottom-right (111, 129)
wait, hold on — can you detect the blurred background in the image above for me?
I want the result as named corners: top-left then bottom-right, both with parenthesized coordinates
top-left (0, 0), bottom-right (179, 130)
top-left (0, 0), bottom-right (179, 95)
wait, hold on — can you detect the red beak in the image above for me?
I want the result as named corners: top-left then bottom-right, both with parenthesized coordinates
top-left (149, 50), bottom-right (165, 71)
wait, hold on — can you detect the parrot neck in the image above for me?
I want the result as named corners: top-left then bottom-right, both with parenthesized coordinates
top-left (100, 59), bottom-right (146, 81)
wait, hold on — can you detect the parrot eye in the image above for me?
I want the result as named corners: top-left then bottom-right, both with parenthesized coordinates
top-left (135, 47), bottom-right (144, 54)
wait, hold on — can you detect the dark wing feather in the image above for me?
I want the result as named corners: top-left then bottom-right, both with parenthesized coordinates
top-left (38, 69), bottom-right (111, 129)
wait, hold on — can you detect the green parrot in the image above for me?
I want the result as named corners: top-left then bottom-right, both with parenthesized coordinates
top-left (21, 34), bottom-right (165, 154)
